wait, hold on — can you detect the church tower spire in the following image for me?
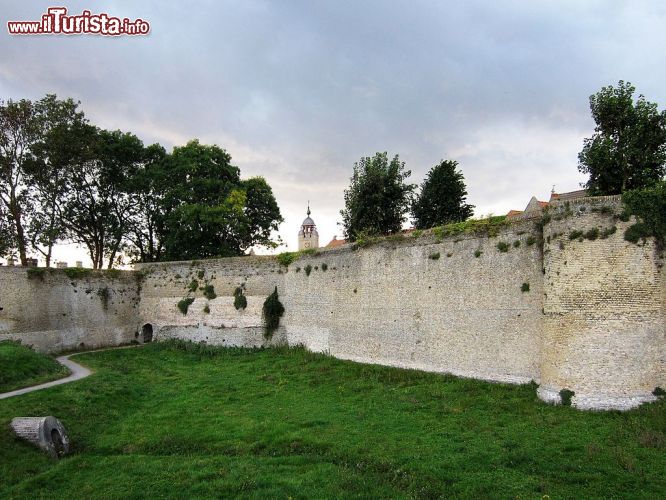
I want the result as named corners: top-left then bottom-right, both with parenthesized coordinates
top-left (298, 203), bottom-right (319, 250)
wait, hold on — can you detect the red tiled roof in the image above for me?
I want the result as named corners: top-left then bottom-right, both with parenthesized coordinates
top-left (326, 237), bottom-right (347, 248)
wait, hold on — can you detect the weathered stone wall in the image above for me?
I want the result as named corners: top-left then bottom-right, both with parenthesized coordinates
top-left (135, 257), bottom-right (286, 347)
top-left (0, 268), bottom-right (141, 353)
top-left (281, 219), bottom-right (545, 384)
top-left (1, 196), bottom-right (663, 411)
top-left (539, 196), bottom-right (665, 410)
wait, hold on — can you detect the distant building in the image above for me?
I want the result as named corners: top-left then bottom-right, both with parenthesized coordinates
top-left (506, 189), bottom-right (589, 220)
top-left (326, 235), bottom-right (347, 249)
top-left (298, 204), bottom-right (319, 250)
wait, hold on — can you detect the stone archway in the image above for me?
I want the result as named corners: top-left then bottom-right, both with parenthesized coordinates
top-left (142, 323), bottom-right (153, 343)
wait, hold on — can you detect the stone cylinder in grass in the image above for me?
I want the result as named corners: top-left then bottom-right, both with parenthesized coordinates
top-left (10, 416), bottom-right (70, 458)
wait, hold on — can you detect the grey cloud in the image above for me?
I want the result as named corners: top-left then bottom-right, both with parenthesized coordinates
top-left (1, 0), bottom-right (665, 253)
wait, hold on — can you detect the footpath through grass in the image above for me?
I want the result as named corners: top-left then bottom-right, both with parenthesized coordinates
top-left (0, 340), bottom-right (70, 393)
top-left (0, 341), bottom-right (664, 498)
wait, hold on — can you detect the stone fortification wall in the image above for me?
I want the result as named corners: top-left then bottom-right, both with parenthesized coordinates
top-left (281, 219), bottom-right (545, 384)
top-left (134, 257), bottom-right (286, 347)
top-left (1, 196), bottom-right (663, 411)
top-left (539, 195), bottom-right (665, 409)
top-left (0, 267), bottom-right (141, 353)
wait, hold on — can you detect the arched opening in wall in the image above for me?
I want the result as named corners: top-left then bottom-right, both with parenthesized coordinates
top-left (142, 323), bottom-right (153, 343)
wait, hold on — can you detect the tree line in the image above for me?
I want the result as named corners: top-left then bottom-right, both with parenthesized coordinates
top-left (0, 95), bottom-right (283, 268)
top-left (339, 80), bottom-right (666, 241)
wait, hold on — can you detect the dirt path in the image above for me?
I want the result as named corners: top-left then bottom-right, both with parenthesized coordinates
top-left (0, 345), bottom-right (139, 400)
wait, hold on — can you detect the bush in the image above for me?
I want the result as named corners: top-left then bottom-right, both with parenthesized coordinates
top-left (496, 242), bottom-right (509, 253)
top-left (233, 286), bottom-right (247, 310)
top-left (262, 286), bottom-right (285, 339)
top-left (520, 283), bottom-right (530, 293)
top-left (428, 252), bottom-right (440, 260)
top-left (622, 181), bottom-right (666, 244)
top-left (26, 267), bottom-right (47, 280)
top-left (304, 264), bottom-right (312, 276)
top-left (203, 304), bottom-right (210, 314)
top-left (653, 387), bottom-right (665, 397)
top-left (624, 222), bottom-right (650, 244)
top-left (569, 230), bottom-right (584, 240)
top-left (203, 284), bottom-right (216, 300)
top-left (559, 389), bottom-right (575, 406)
top-left (584, 228), bottom-right (599, 241)
top-left (600, 226), bottom-right (617, 239)
top-left (321, 263), bottom-right (328, 271)
top-left (177, 297), bottom-right (195, 315)
top-left (526, 236), bottom-right (536, 246)
top-left (474, 250), bottom-right (482, 258)
top-left (188, 279), bottom-right (199, 293)
top-left (64, 267), bottom-right (92, 279)
top-left (277, 251), bottom-right (298, 267)
top-left (513, 240), bottom-right (521, 248)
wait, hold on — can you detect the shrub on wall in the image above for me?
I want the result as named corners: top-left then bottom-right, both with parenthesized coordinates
top-left (304, 264), bottom-right (312, 276)
top-left (203, 284), bottom-right (217, 300)
top-left (97, 287), bottom-right (111, 310)
top-left (622, 181), bottom-right (666, 245)
top-left (474, 250), bottom-right (482, 258)
top-left (521, 283), bottom-right (530, 293)
top-left (233, 286), bottom-right (247, 310)
top-left (559, 389), bottom-right (575, 406)
top-left (188, 279), bottom-right (199, 293)
top-left (428, 252), bottom-right (440, 260)
top-left (177, 297), bottom-right (195, 315)
top-left (262, 286), bottom-right (285, 339)
top-left (496, 242), bottom-right (509, 253)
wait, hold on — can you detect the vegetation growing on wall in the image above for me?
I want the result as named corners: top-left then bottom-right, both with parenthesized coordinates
top-left (262, 286), bottom-right (284, 339)
top-left (177, 297), bottom-right (195, 315)
top-left (432, 215), bottom-right (507, 242)
top-left (188, 279), bottom-right (199, 293)
top-left (233, 286), bottom-right (247, 310)
top-left (97, 287), bottom-right (111, 310)
top-left (428, 252), bottom-right (440, 260)
top-left (203, 284), bottom-right (216, 300)
top-left (622, 181), bottom-right (666, 245)
top-left (26, 267), bottom-right (48, 280)
top-left (304, 264), bottom-right (312, 276)
top-left (474, 250), bottom-right (482, 258)
top-left (521, 283), bottom-right (530, 293)
top-left (559, 389), bottom-right (575, 406)
top-left (496, 242), bottom-right (509, 253)
top-left (276, 248), bottom-right (318, 267)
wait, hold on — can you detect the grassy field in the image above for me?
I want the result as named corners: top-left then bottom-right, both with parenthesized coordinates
top-left (0, 341), bottom-right (664, 499)
top-left (0, 340), bottom-right (70, 393)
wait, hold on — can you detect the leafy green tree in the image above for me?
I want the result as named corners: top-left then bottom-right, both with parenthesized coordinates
top-left (411, 160), bottom-right (474, 229)
top-left (125, 143), bottom-right (168, 263)
top-left (26, 95), bottom-right (88, 267)
top-left (0, 98), bottom-right (40, 265)
top-left (0, 201), bottom-right (17, 259)
top-left (340, 152), bottom-right (415, 241)
top-left (61, 127), bottom-right (146, 269)
top-left (578, 81), bottom-right (666, 194)
top-left (160, 140), bottom-right (283, 261)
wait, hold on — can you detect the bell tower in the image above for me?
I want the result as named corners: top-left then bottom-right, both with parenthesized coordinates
top-left (298, 203), bottom-right (319, 251)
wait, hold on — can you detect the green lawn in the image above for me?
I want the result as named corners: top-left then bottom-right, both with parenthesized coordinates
top-left (1, 341), bottom-right (664, 499)
top-left (0, 340), bottom-right (70, 393)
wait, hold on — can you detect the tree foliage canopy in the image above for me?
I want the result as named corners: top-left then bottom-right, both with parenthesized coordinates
top-left (578, 81), bottom-right (666, 195)
top-left (411, 160), bottom-right (474, 229)
top-left (0, 95), bottom-right (283, 267)
top-left (340, 152), bottom-right (415, 241)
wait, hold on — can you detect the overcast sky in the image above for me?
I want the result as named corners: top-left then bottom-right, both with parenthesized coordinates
top-left (2, 1), bottom-right (666, 264)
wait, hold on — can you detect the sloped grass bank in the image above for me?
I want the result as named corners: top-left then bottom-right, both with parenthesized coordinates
top-left (0, 342), bottom-right (664, 498)
top-left (0, 340), bottom-right (70, 393)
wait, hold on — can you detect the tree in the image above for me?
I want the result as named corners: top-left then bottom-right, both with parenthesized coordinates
top-left (340, 152), bottom-right (415, 241)
top-left (61, 127), bottom-right (146, 269)
top-left (125, 143), bottom-right (168, 263)
top-left (0, 98), bottom-right (40, 265)
top-left (578, 81), bottom-right (666, 195)
top-left (26, 95), bottom-right (88, 267)
top-left (159, 140), bottom-right (283, 261)
top-left (411, 160), bottom-right (474, 229)
top-left (0, 201), bottom-right (17, 259)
